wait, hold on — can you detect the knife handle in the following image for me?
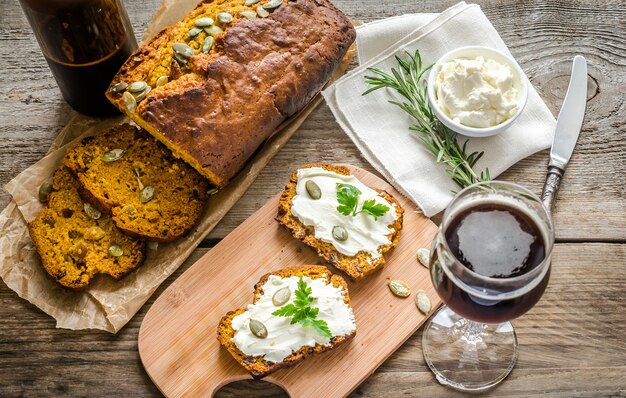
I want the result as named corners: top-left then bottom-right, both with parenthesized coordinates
top-left (541, 165), bottom-right (564, 213)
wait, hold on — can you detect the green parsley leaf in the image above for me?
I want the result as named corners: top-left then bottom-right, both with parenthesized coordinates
top-left (358, 199), bottom-right (390, 220)
top-left (272, 277), bottom-right (333, 338)
top-left (336, 183), bottom-right (360, 216)
top-left (336, 183), bottom-right (390, 220)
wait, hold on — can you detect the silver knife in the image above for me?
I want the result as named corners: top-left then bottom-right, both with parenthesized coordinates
top-left (541, 55), bottom-right (588, 212)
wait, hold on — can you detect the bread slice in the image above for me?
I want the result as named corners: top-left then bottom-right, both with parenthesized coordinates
top-left (105, 0), bottom-right (355, 187)
top-left (28, 167), bottom-right (146, 289)
top-left (276, 164), bottom-right (404, 280)
top-left (64, 124), bottom-right (209, 241)
top-left (217, 265), bottom-right (355, 379)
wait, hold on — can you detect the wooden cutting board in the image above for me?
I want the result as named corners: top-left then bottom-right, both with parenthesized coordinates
top-left (138, 165), bottom-right (440, 397)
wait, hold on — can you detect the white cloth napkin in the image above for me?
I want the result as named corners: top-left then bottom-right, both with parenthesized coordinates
top-left (323, 2), bottom-right (556, 217)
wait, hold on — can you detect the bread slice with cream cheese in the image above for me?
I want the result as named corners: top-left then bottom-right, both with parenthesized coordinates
top-left (217, 265), bottom-right (356, 379)
top-left (276, 164), bottom-right (404, 280)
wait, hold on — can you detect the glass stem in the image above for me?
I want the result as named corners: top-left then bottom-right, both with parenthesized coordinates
top-left (461, 320), bottom-right (485, 345)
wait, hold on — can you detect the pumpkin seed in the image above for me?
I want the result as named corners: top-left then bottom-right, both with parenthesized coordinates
top-left (217, 12), bottom-right (233, 24)
top-left (110, 81), bottom-right (128, 93)
top-left (204, 25), bottom-right (223, 36)
top-left (388, 279), bottom-right (410, 297)
top-left (85, 226), bottom-right (105, 241)
top-left (207, 187), bottom-right (219, 195)
top-left (156, 76), bottom-right (168, 87)
top-left (38, 181), bottom-right (54, 203)
top-left (102, 148), bottom-right (125, 162)
top-left (188, 26), bottom-right (202, 37)
top-left (332, 225), bottom-right (348, 242)
top-left (305, 180), bottom-right (322, 200)
top-left (249, 319), bottom-right (268, 338)
top-left (174, 51), bottom-right (189, 65)
top-left (272, 287), bottom-right (291, 306)
top-left (132, 86), bottom-right (151, 102)
top-left (256, 5), bottom-right (270, 17)
top-left (83, 202), bottom-right (101, 220)
top-left (263, 0), bottom-right (282, 9)
top-left (202, 36), bottom-right (214, 53)
top-left (172, 42), bottom-right (195, 58)
top-left (240, 10), bottom-right (257, 19)
top-left (415, 290), bottom-right (432, 314)
top-left (416, 248), bottom-right (430, 268)
top-left (194, 17), bottom-right (214, 27)
top-left (244, 0), bottom-right (260, 5)
top-left (128, 81), bottom-right (147, 93)
top-left (122, 91), bottom-right (137, 112)
top-left (140, 186), bottom-right (155, 203)
top-left (108, 244), bottom-right (123, 257)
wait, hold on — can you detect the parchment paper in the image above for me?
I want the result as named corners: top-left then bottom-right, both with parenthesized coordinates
top-left (0, 0), bottom-right (355, 333)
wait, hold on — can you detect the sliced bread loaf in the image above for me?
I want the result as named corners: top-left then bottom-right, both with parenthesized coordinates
top-left (64, 124), bottom-right (209, 241)
top-left (28, 167), bottom-right (146, 289)
top-left (217, 265), bottom-right (356, 379)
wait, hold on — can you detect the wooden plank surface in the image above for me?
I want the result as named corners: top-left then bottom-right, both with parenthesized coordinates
top-left (0, 0), bottom-right (625, 397)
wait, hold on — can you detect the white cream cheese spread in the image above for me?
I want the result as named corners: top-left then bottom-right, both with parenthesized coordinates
top-left (435, 56), bottom-right (519, 128)
top-left (231, 275), bottom-right (356, 363)
top-left (290, 167), bottom-right (398, 260)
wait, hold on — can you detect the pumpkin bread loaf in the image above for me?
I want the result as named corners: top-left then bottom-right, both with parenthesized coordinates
top-left (106, 0), bottom-right (356, 188)
top-left (28, 167), bottom-right (146, 289)
top-left (218, 265), bottom-right (356, 379)
top-left (277, 164), bottom-right (404, 280)
top-left (64, 124), bottom-right (209, 241)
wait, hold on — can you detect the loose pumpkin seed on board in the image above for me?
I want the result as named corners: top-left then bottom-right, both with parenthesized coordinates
top-left (415, 290), bottom-right (432, 314)
top-left (416, 248), bottom-right (430, 268)
top-left (388, 279), bottom-right (410, 297)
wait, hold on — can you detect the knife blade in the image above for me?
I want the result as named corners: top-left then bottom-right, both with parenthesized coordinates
top-left (541, 55), bottom-right (588, 212)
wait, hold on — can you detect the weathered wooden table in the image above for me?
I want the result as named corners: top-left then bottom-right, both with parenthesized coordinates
top-left (1, 0), bottom-right (624, 396)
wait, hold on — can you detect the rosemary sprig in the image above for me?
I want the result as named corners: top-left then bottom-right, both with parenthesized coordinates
top-left (363, 49), bottom-right (490, 190)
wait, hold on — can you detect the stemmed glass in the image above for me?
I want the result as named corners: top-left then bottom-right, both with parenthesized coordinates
top-left (422, 181), bottom-right (554, 391)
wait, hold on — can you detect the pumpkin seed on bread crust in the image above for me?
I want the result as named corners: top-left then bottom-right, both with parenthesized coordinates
top-left (217, 265), bottom-right (356, 379)
top-left (28, 168), bottom-right (145, 290)
top-left (276, 164), bottom-right (404, 281)
top-left (64, 124), bottom-right (209, 241)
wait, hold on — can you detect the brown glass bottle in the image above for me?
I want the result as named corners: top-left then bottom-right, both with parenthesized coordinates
top-left (19, 0), bottom-right (138, 117)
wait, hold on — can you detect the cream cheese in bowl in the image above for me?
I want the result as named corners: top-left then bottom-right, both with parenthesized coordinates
top-left (427, 46), bottom-right (528, 137)
top-left (435, 56), bottom-right (519, 128)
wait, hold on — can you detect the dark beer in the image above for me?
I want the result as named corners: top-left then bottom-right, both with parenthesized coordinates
top-left (431, 202), bottom-right (549, 323)
top-left (19, 0), bottom-right (138, 116)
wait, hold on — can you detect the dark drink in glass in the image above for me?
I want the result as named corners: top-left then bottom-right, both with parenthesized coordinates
top-left (422, 181), bottom-right (554, 392)
top-left (431, 203), bottom-right (550, 324)
top-left (19, 0), bottom-right (138, 117)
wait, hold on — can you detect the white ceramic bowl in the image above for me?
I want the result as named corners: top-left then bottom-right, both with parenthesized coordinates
top-left (427, 46), bottom-right (528, 138)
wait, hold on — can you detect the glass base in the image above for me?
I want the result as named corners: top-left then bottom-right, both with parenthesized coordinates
top-left (422, 306), bottom-right (518, 392)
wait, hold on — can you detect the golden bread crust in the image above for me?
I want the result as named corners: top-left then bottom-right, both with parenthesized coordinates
top-left (106, 0), bottom-right (356, 188)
